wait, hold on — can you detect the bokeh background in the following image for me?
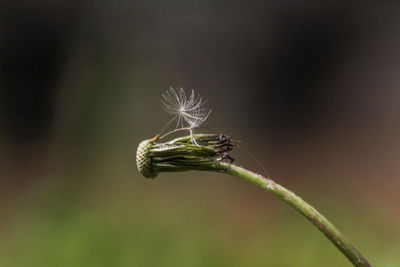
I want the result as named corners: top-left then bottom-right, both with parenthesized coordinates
top-left (1, 1), bottom-right (399, 266)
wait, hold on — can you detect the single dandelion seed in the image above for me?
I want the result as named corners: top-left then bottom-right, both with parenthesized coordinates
top-left (159, 87), bottom-right (211, 144)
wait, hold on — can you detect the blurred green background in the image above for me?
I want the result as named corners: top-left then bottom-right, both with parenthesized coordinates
top-left (1, 1), bottom-right (400, 266)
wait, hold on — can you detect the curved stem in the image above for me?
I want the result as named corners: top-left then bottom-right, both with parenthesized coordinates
top-left (216, 162), bottom-right (371, 267)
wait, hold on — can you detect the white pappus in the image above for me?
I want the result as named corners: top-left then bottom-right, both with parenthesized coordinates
top-left (160, 87), bottom-right (211, 144)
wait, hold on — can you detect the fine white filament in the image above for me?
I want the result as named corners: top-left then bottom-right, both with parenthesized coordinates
top-left (160, 87), bottom-right (211, 144)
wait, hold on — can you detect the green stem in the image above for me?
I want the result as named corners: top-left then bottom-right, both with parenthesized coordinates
top-left (216, 162), bottom-right (371, 267)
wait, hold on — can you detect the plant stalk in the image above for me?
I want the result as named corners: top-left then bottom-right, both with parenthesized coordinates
top-left (215, 162), bottom-right (371, 267)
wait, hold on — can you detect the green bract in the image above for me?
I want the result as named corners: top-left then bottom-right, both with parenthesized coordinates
top-left (136, 134), bottom-right (235, 179)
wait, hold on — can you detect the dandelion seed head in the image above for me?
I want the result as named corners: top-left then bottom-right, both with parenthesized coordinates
top-left (161, 87), bottom-right (211, 129)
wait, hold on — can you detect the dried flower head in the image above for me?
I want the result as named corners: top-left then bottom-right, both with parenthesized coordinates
top-left (136, 134), bottom-right (235, 179)
top-left (137, 88), bottom-right (235, 179)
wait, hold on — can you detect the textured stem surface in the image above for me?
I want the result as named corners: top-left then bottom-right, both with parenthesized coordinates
top-left (217, 162), bottom-right (371, 267)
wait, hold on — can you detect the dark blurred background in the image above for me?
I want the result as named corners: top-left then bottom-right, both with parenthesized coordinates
top-left (1, 1), bottom-right (399, 266)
